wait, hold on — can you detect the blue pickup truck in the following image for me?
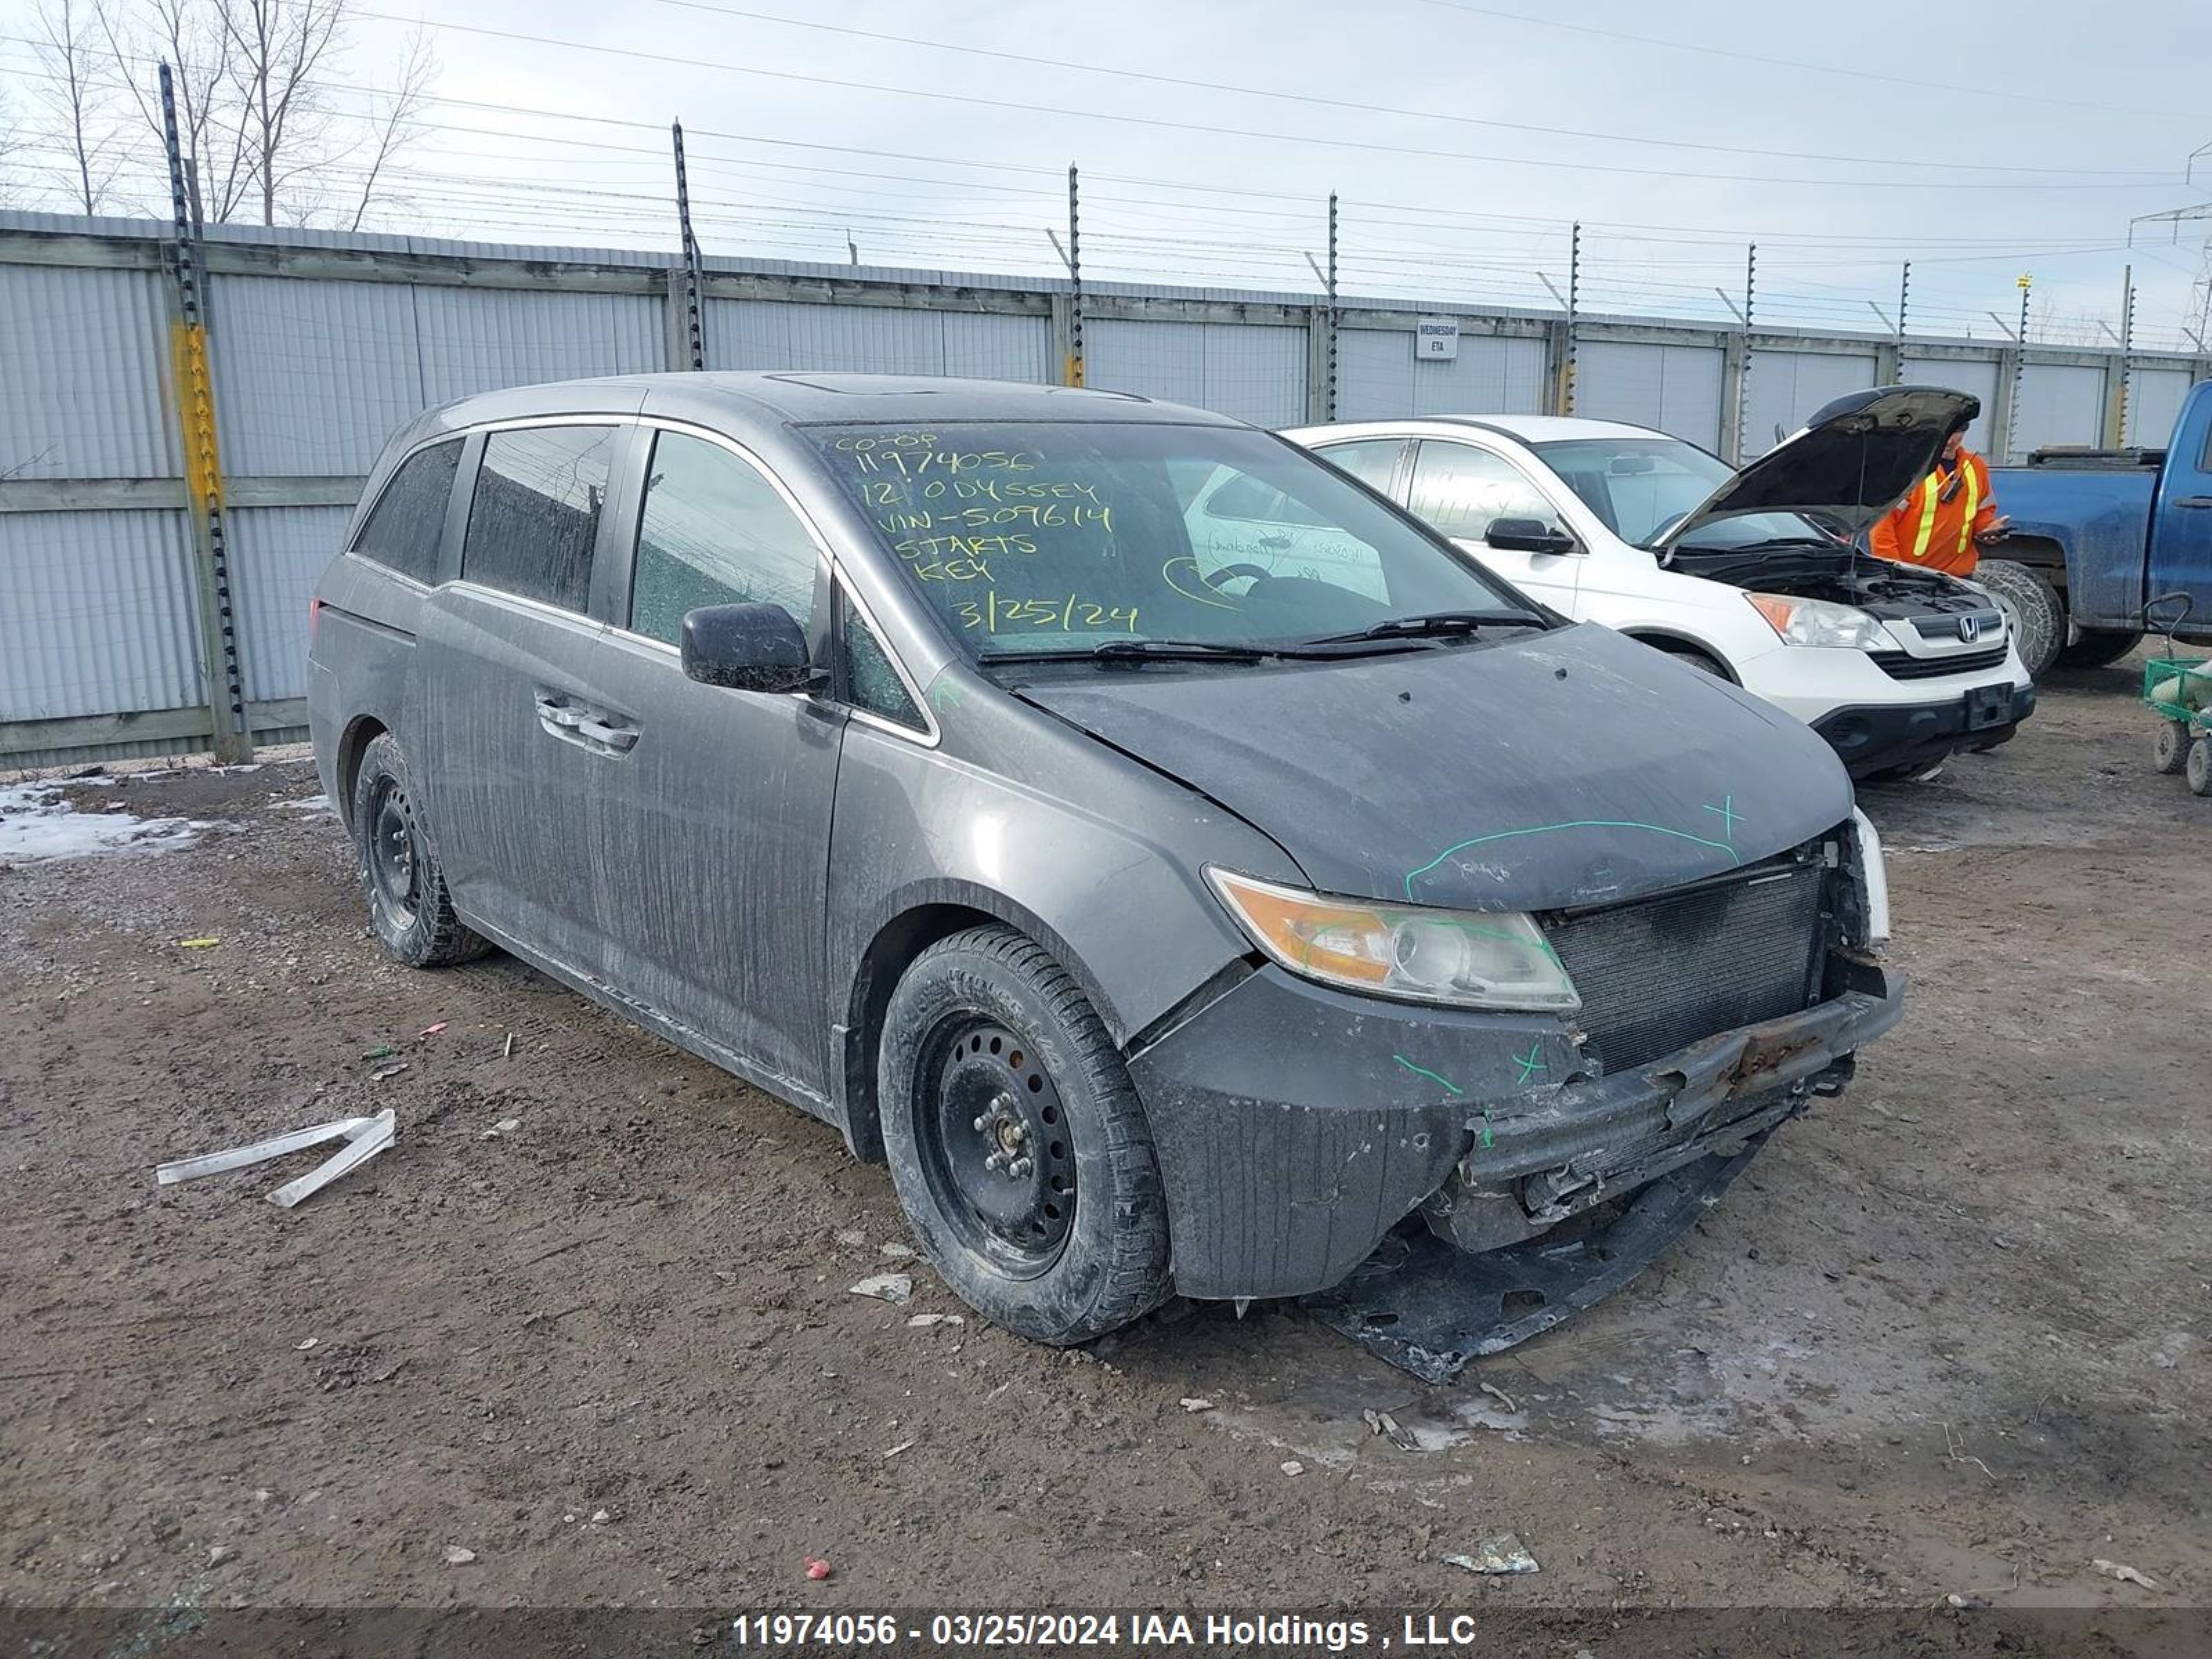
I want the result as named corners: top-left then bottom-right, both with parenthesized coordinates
top-left (1974, 379), bottom-right (2212, 675)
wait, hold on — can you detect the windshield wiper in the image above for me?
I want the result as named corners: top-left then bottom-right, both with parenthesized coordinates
top-left (979, 638), bottom-right (1269, 666)
top-left (1299, 610), bottom-right (1542, 646)
top-left (1674, 536), bottom-right (1848, 555)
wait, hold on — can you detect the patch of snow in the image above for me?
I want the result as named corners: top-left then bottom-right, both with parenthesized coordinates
top-left (274, 794), bottom-right (335, 814)
top-left (0, 782), bottom-right (211, 863)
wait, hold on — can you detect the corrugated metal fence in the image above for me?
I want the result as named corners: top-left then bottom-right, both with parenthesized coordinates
top-left (3, 210), bottom-right (2205, 767)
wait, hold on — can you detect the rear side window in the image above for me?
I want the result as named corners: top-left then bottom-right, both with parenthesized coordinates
top-left (353, 440), bottom-right (461, 582)
top-left (1314, 438), bottom-right (1403, 497)
top-left (462, 425), bottom-right (618, 612)
top-left (628, 431), bottom-right (821, 645)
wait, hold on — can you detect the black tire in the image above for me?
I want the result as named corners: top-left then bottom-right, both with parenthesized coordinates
top-left (2155, 718), bottom-right (2193, 776)
top-left (2056, 629), bottom-right (2142, 671)
top-left (350, 733), bottom-right (491, 968)
top-left (1650, 641), bottom-right (1731, 679)
top-left (1976, 558), bottom-right (2064, 677)
top-left (877, 926), bottom-right (1170, 1345)
top-left (2189, 738), bottom-right (2212, 798)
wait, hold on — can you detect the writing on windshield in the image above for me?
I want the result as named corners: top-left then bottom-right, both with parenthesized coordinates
top-left (807, 422), bottom-right (1530, 659)
top-left (835, 435), bottom-right (1117, 583)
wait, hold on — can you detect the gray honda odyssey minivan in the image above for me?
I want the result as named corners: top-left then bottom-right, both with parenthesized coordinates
top-left (308, 373), bottom-right (1900, 1367)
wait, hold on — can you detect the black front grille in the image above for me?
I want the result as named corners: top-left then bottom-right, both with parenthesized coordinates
top-left (1866, 644), bottom-right (2010, 681)
top-left (1544, 856), bottom-right (1828, 1076)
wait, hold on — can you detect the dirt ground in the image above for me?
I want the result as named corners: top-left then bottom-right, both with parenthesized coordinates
top-left (1, 655), bottom-right (2205, 1647)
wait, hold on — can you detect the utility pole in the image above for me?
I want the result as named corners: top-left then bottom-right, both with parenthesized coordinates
top-left (1323, 191), bottom-right (1338, 422)
top-left (671, 122), bottom-right (706, 371)
top-left (160, 62), bottom-right (250, 765)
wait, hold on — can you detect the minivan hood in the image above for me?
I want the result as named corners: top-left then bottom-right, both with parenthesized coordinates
top-left (1655, 384), bottom-right (1980, 551)
top-left (1015, 625), bottom-right (1853, 912)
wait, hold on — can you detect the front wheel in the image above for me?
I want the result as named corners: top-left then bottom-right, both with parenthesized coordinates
top-left (878, 926), bottom-right (1171, 1344)
top-left (2189, 738), bottom-right (2212, 797)
top-left (1976, 559), bottom-right (2065, 677)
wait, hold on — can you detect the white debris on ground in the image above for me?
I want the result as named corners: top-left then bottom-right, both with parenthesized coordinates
top-left (273, 794), bottom-right (335, 814)
top-left (0, 781), bottom-right (212, 863)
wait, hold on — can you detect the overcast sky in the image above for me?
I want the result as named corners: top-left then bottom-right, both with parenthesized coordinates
top-left (14, 0), bottom-right (2212, 347)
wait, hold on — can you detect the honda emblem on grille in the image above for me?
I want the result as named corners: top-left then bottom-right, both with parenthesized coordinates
top-left (1957, 614), bottom-right (1982, 642)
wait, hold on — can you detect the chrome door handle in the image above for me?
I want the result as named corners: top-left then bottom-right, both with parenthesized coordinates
top-left (572, 715), bottom-right (639, 752)
top-left (536, 694), bottom-right (638, 754)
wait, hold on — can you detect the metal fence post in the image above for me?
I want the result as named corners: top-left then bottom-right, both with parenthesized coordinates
top-left (1732, 243), bottom-right (1756, 462)
top-left (2005, 274), bottom-right (2032, 462)
top-left (1065, 165), bottom-right (1085, 387)
top-left (1323, 192), bottom-right (1338, 422)
top-left (671, 122), bottom-right (706, 371)
top-left (159, 62), bottom-right (250, 765)
top-left (1878, 261), bottom-right (1909, 384)
top-left (1548, 222), bottom-right (1580, 416)
top-left (2106, 265), bottom-right (2135, 447)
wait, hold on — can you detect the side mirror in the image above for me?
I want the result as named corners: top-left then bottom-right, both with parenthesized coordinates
top-left (680, 601), bottom-right (818, 693)
top-left (1485, 518), bottom-right (1577, 556)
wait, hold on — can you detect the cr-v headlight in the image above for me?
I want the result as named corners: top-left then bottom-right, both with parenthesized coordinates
top-left (1746, 592), bottom-right (1895, 651)
top-left (1206, 868), bottom-right (1581, 1012)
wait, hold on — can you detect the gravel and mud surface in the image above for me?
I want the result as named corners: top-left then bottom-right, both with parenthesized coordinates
top-left (1, 658), bottom-right (2204, 1648)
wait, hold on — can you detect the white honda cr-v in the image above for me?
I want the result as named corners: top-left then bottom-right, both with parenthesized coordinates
top-left (1277, 386), bottom-right (2034, 781)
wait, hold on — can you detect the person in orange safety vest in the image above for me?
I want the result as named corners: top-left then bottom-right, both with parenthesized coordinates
top-left (1868, 422), bottom-right (2009, 577)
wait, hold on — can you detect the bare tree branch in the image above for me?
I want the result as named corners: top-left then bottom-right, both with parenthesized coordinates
top-left (0, 82), bottom-right (21, 205)
top-left (215, 0), bottom-right (346, 226)
top-left (32, 0), bottom-right (130, 213)
top-left (97, 0), bottom-right (252, 221)
top-left (77, 0), bottom-right (423, 226)
top-left (348, 26), bottom-right (434, 232)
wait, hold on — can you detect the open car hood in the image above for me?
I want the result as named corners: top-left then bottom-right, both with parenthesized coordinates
top-left (1654, 385), bottom-right (1980, 552)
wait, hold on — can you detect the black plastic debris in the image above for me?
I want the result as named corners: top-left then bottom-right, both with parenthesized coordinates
top-left (1299, 1136), bottom-right (1768, 1382)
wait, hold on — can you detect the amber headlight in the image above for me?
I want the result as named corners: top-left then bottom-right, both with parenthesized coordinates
top-left (1206, 868), bottom-right (1580, 1012)
top-left (1746, 592), bottom-right (1896, 651)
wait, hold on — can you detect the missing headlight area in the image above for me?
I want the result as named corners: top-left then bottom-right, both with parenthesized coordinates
top-left (1541, 847), bottom-right (1830, 1077)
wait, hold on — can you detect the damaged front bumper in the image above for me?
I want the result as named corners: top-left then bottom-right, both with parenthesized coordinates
top-left (1126, 955), bottom-right (1903, 1307)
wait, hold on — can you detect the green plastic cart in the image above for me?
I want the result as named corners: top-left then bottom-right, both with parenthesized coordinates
top-left (2144, 593), bottom-right (2212, 795)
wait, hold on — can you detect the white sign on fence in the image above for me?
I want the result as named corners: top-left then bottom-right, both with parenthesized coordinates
top-left (1415, 317), bottom-right (1460, 362)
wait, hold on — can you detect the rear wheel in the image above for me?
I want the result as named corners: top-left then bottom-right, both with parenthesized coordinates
top-left (2056, 629), bottom-right (2142, 671)
top-left (350, 733), bottom-right (491, 968)
top-left (2189, 738), bottom-right (2212, 797)
top-left (878, 926), bottom-right (1170, 1344)
top-left (2155, 718), bottom-right (2194, 776)
top-left (1976, 559), bottom-right (2064, 677)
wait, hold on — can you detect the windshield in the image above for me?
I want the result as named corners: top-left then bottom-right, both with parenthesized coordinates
top-left (804, 421), bottom-right (1540, 659)
top-left (1531, 437), bottom-right (1841, 551)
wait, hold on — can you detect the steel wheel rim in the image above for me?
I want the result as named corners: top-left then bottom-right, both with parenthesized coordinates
top-left (366, 776), bottom-right (421, 928)
top-left (916, 1016), bottom-right (1076, 1277)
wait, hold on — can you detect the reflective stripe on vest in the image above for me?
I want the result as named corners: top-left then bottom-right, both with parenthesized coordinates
top-left (1955, 459), bottom-right (1980, 559)
top-left (1909, 472), bottom-right (1941, 561)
